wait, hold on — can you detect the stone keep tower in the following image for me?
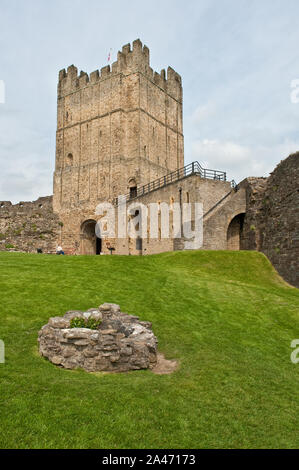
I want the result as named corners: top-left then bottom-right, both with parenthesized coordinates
top-left (53, 39), bottom-right (184, 254)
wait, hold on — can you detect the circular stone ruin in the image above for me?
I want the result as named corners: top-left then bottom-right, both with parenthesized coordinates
top-left (38, 303), bottom-right (158, 372)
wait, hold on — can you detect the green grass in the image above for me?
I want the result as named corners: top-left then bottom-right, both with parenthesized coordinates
top-left (0, 250), bottom-right (298, 449)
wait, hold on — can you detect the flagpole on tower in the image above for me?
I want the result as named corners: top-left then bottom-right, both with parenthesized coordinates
top-left (107, 48), bottom-right (112, 65)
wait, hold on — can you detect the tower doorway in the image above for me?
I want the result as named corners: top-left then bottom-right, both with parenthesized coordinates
top-left (81, 219), bottom-right (102, 255)
top-left (96, 237), bottom-right (102, 255)
top-left (227, 213), bottom-right (245, 250)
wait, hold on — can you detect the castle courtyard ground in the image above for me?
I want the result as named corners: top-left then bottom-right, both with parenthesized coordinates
top-left (0, 250), bottom-right (298, 449)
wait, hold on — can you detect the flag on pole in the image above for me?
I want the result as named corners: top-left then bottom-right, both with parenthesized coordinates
top-left (107, 48), bottom-right (112, 63)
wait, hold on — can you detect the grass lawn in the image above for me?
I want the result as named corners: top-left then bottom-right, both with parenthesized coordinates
top-left (0, 250), bottom-right (298, 449)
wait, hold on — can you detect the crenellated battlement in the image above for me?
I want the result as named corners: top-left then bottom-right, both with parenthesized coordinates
top-left (57, 39), bottom-right (182, 101)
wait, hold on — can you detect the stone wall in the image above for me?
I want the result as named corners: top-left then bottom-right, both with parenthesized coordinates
top-left (58, 173), bottom-right (246, 256)
top-left (202, 184), bottom-right (246, 251)
top-left (127, 174), bottom-right (245, 254)
top-left (242, 153), bottom-right (299, 288)
top-left (0, 196), bottom-right (60, 253)
top-left (0, 173), bottom-right (246, 256)
top-left (240, 177), bottom-right (268, 251)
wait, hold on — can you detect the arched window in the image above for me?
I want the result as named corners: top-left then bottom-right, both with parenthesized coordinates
top-left (128, 178), bottom-right (137, 199)
top-left (66, 153), bottom-right (73, 166)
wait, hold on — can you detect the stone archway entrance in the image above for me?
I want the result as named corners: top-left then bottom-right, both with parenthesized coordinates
top-left (80, 219), bottom-right (102, 255)
top-left (227, 213), bottom-right (245, 250)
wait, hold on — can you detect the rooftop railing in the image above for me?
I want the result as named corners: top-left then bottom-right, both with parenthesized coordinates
top-left (113, 161), bottom-right (235, 205)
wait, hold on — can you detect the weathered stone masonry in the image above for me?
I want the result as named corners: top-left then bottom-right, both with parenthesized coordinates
top-left (241, 153), bottom-right (299, 288)
top-left (0, 196), bottom-right (60, 253)
top-left (38, 303), bottom-right (158, 372)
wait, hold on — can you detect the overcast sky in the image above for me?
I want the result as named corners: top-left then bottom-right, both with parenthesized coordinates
top-left (1, 0), bottom-right (299, 203)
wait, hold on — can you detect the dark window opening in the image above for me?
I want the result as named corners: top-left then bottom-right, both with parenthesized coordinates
top-left (66, 153), bottom-right (73, 166)
top-left (130, 186), bottom-right (137, 198)
top-left (136, 237), bottom-right (142, 250)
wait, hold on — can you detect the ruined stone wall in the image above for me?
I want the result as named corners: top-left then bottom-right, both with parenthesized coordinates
top-left (53, 39), bottom-right (183, 222)
top-left (38, 303), bottom-right (158, 372)
top-left (240, 177), bottom-right (268, 251)
top-left (56, 173), bottom-right (242, 256)
top-left (112, 175), bottom-right (244, 255)
top-left (0, 196), bottom-right (60, 253)
top-left (131, 175), bottom-right (233, 254)
top-left (242, 153), bottom-right (299, 288)
top-left (55, 171), bottom-right (243, 256)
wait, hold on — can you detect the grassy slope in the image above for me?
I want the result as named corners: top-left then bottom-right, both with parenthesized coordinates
top-left (0, 250), bottom-right (298, 449)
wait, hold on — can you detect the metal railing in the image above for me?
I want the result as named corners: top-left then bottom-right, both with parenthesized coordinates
top-left (113, 161), bottom-right (234, 205)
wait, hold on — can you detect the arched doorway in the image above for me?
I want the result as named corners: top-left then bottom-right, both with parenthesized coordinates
top-left (227, 213), bottom-right (245, 250)
top-left (80, 219), bottom-right (102, 255)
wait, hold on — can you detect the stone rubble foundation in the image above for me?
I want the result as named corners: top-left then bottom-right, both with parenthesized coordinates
top-left (38, 303), bottom-right (158, 372)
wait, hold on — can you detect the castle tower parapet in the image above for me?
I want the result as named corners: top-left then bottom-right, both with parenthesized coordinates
top-left (57, 39), bottom-right (182, 103)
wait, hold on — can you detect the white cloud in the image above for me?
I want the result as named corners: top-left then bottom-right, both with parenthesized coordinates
top-left (0, 110), bottom-right (54, 203)
top-left (191, 138), bottom-right (299, 182)
top-left (191, 103), bottom-right (216, 124)
top-left (192, 139), bottom-right (250, 166)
